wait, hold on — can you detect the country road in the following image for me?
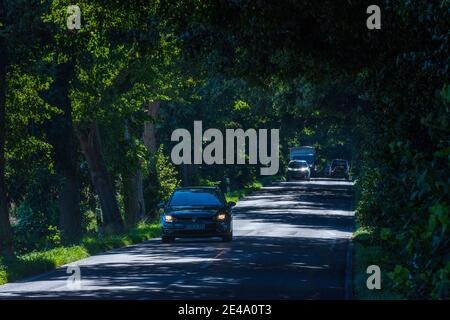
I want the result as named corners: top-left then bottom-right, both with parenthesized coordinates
top-left (0, 178), bottom-right (354, 299)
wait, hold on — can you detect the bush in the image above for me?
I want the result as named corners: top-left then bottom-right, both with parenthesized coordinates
top-left (355, 143), bottom-right (449, 298)
top-left (353, 235), bottom-right (404, 299)
top-left (13, 200), bottom-right (59, 254)
top-left (144, 145), bottom-right (180, 214)
top-left (155, 145), bottom-right (180, 201)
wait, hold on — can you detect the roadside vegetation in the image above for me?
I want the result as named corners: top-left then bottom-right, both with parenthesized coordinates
top-left (353, 225), bottom-right (404, 300)
top-left (225, 176), bottom-right (281, 203)
top-left (0, 221), bottom-right (161, 285)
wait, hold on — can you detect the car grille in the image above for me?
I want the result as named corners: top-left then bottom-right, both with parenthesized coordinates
top-left (173, 216), bottom-right (214, 222)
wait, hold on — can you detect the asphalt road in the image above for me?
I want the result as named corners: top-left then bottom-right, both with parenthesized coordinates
top-left (0, 178), bottom-right (354, 299)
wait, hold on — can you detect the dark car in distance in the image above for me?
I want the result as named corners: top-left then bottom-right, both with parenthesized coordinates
top-left (160, 187), bottom-right (235, 243)
top-left (330, 159), bottom-right (350, 180)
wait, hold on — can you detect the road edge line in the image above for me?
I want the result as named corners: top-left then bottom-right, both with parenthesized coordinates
top-left (345, 181), bottom-right (355, 300)
top-left (344, 238), bottom-right (354, 299)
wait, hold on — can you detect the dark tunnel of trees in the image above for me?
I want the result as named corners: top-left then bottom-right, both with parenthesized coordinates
top-left (0, 1), bottom-right (448, 298)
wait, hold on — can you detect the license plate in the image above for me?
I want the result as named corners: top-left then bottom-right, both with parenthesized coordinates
top-left (185, 224), bottom-right (205, 230)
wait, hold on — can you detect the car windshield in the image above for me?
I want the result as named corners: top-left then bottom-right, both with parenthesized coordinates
top-left (288, 161), bottom-right (308, 169)
top-left (292, 155), bottom-right (314, 164)
top-left (169, 190), bottom-right (223, 208)
top-left (332, 160), bottom-right (348, 167)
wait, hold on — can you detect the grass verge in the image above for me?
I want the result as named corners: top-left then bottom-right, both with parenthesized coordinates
top-left (224, 176), bottom-right (280, 203)
top-left (0, 221), bottom-right (161, 286)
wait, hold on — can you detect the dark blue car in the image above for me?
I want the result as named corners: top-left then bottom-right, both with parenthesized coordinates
top-left (160, 187), bottom-right (235, 243)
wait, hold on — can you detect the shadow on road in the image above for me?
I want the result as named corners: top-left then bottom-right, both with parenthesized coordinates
top-left (0, 235), bottom-right (348, 300)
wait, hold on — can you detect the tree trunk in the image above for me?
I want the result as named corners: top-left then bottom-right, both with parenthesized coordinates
top-left (44, 61), bottom-right (82, 243)
top-left (181, 164), bottom-right (190, 187)
top-left (123, 123), bottom-right (145, 227)
top-left (143, 100), bottom-right (160, 152)
top-left (142, 100), bottom-right (161, 219)
top-left (78, 122), bottom-right (123, 234)
top-left (181, 164), bottom-right (200, 187)
top-left (0, 31), bottom-right (13, 257)
top-left (123, 169), bottom-right (145, 227)
top-left (58, 173), bottom-right (81, 242)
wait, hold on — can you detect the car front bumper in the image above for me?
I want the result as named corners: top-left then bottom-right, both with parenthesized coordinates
top-left (162, 220), bottom-right (231, 238)
top-left (287, 171), bottom-right (310, 179)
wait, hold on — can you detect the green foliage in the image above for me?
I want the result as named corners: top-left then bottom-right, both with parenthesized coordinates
top-left (155, 145), bottom-right (180, 201)
top-left (355, 144), bottom-right (449, 298)
top-left (81, 221), bottom-right (161, 254)
top-left (199, 179), bottom-right (221, 187)
top-left (144, 145), bottom-right (180, 214)
top-left (46, 225), bottom-right (62, 247)
top-left (12, 171), bottom-right (60, 254)
top-left (81, 210), bottom-right (98, 234)
top-left (353, 224), bottom-right (404, 299)
top-left (349, 1), bottom-right (449, 298)
top-left (225, 179), bottom-right (266, 203)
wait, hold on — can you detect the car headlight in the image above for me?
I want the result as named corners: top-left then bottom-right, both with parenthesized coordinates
top-left (164, 215), bottom-right (173, 222)
top-left (217, 212), bottom-right (227, 221)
